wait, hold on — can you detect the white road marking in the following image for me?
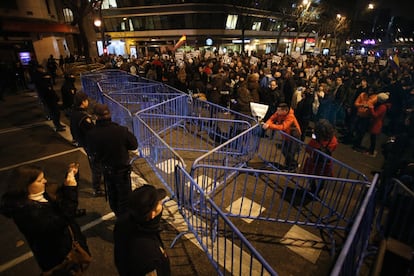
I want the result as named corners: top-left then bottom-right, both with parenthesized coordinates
top-left (0, 148), bottom-right (82, 172)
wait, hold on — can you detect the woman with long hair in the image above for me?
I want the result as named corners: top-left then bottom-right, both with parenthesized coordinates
top-left (0, 163), bottom-right (90, 275)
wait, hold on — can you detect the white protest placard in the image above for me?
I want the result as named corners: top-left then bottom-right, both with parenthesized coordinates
top-left (250, 102), bottom-right (269, 121)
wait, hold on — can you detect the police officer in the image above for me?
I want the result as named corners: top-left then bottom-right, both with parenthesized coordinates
top-left (35, 69), bottom-right (65, 131)
top-left (70, 91), bottom-right (104, 197)
top-left (61, 74), bottom-right (77, 117)
top-left (86, 104), bottom-right (138, 216)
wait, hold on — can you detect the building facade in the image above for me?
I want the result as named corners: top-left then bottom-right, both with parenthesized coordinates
top-left (0, 0), bottom-right (79, 68)
top-left (98, 0), bottom-right (318, 58)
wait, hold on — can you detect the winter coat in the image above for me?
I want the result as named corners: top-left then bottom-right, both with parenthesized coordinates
top-left (70, 107), bottom-right (94, 148)
top-left (114, 214), bottom-right (170, 276)
top-left (86, 119), bottom-right (138, 169)
top-left (265, 108), bottom-right (302, 137)
top-left (369, 103), bottom-right (391, 135)
top-left (354, 92), bottom-right (378, 117)
top-left (304, 136), bottom-right (338, 176)
top-left (0, 186), bottom-right (87, 272)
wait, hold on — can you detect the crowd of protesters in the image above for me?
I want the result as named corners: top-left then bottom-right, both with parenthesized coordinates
top-left (99, 50), bottom-right (413, 186)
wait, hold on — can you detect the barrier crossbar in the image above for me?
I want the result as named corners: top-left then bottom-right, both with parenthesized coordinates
top-left (108, 92), bottom-right (183, 114)
top-left (257, 130), bottom-right (368, 181)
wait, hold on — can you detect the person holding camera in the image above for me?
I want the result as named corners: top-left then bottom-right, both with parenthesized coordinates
top-left (0, 163), bottom-right (90, 275)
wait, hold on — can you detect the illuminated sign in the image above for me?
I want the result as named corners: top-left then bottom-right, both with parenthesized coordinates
top-left (232, 39), bottom-right (250, 44)
top-left (363, 39), bottom-right (376, 45)
top-left (19, 52), bottom-right (31, 66)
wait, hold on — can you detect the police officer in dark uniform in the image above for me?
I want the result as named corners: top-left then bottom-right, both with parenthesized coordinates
top-left (70, 91), bottom-right (104, 197)
top-left (36, 70), bottom-right (65, 131)
top-left (86, 104), bottom-right (138, 217)
top-left (61, 74), bottom-right (77, 117)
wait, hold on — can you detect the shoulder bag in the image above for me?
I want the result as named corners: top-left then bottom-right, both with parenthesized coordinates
top-left (42, 225), bottom-right (92, 276)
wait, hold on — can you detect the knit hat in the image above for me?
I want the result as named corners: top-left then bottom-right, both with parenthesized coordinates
top-left (377, 92), bottom-right (389, 103)
top-left (128, 185), bottom-right (167, 221)
top-left (94, 103), bottom-right (111, 119)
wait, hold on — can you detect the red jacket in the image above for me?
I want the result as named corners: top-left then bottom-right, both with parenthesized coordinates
top-left (304, 136), bottom-right (338, 176)
top-left (369, 103), bottom-right (391, 135)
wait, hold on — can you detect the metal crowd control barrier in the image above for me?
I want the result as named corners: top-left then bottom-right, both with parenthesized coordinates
top-left (81, 69), bottom-right (143, 102)
top-left (330, 174), bottom-right (378, 276)
top-left (371, 177), bottom-right (414, 275)
top-left (174, 165), bottom-right (277, 276)
top-left (108, 92), bottom-right (183, 114)
top-left (80, 70), bottom-right (379, 275)
top-left (134, 117), bottom-right (253, 197)
top-left (97, 80), bottom-right (144, 93)
top-left (257, 130), bottom-right (368, 182)
top-left (81, 69), bottom-right (132, 102)
top-left (101, 93), bottom-right (134, 132)
top-left (190, 163), bottom-right (372, 255)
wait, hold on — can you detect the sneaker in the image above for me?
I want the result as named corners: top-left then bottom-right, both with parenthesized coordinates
top-left (93, 190), bottom-right (105, 197)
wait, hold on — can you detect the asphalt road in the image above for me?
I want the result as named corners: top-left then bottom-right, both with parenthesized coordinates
top-left (0, 75), bottom-right (385, 276)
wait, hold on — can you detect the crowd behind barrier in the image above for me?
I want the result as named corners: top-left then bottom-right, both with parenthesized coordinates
top-left (79, 51), bottom-right (411, 274)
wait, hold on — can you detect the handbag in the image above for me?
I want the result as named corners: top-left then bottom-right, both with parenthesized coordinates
top-left (42, 226), bottom-right (92, 276)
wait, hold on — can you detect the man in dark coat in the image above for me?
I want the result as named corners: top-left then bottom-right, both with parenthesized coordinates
top-left (114, 184), bottom-right (170, 276)
top-left (36, 72), bottom-right (65, 131)
top-left (70, 91), bottom-right (104, 196)
top-left (61, 74), bottom-right (77, 117)
top-left (86, 104), bottom-right (138, 217)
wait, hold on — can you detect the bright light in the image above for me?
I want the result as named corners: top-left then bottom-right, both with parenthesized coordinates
top-left (336, 14), bottom-right (341, 20)
top-left (94, 19), bottom-right (102, 27)
top-left (368, 3), bottom-right (374, 10)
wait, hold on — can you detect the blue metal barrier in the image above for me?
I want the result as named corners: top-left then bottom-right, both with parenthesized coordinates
top-left (108, 92), bottom-right (183, 114)
top-left (174, 165), bottom-right (278, 276)
top-left (330, 174), bottom-right (378, 276)
top-left (190, 163), bottom-right (371, 254)
top-left (101, 94), bottom-right (134, 132)
top-left (80, 70), bottom-right (381, 275)
top-left (257, 130), bottom-right (368, 181)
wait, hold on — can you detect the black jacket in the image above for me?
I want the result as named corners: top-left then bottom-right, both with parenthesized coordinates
top-left (114, 214), bottom-right (170, 276)
top-left (70, 107), bottom-right (94, 148)
top-left (86, 119), bottom-right (138, 169)
top-left (1, 186), bottom-right (87, 272)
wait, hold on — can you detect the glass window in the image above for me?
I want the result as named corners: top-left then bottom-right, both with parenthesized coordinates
top-left (102, 0), bottom-right (117, 9)
top-left (63, 8), bottom-right (73, 23)
top-left (226, 14), bottom-right (238, 30)
top-left (252, 21), bottom-right (261, 31)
